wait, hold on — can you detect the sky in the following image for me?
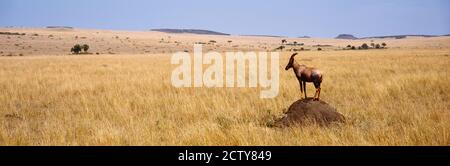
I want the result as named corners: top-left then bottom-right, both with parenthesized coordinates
top-left (0, 0), bottom-right (449, 38)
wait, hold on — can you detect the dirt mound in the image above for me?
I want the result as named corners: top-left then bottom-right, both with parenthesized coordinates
top-left (275, 98), bottom-right (345, 127)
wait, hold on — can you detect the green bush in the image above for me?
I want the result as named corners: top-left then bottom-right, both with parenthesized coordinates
top-left (375, 44), bottom-right (381, 49)
top-left (82, 44), bottom-right (89, 52)
top-left (71, 44), bottom-right (90, 54)
top-left (71, 44), bottom-right (82, 54)
top-left (361, 43), bottom-right (369, 49)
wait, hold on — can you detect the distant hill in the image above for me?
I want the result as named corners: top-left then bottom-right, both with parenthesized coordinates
top-left (298, 36), bottom-right (311, 38)
top-left (151, 29), bottom-right (229, 36)
top-left (240, 34), bottom-right (285, 38)
top-left (334, 34), bottom-right (445, 40)
top-left (46, 26), bottom-right (74, 29)
top-left (360, 35), bottom-right (438, 39)
top-left (335, 34), bottom-right (357, 40)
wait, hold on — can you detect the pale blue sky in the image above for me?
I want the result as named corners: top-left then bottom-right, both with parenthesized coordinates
top-left (0, 0), bottom-right (449, 38)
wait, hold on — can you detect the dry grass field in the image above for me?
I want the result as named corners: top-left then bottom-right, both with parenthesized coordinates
top-left (0, 28), bottom-right (449, 145)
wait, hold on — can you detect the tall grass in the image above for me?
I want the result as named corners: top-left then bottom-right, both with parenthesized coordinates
top-left (0, 49), bottom-right (448, 145)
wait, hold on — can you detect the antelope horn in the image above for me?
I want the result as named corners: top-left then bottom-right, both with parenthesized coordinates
top-left (290, 53), bottom-right (298, 60)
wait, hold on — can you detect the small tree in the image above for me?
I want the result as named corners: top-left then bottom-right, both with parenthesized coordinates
top-left (375, 44), bottom-right (381, 49)
top-left (82, 44), bottom-right (89, 52)
top-left (209, 40), bottom-right (216, 44)
top-left (293, 41), bottom-right (298, 45)
top-left (71, 44), bottom-right (82, 54)
top-left (281, 39), bottom-right (287, 45)
top-left (361, 43), bottom-right (369, 49)
top-left (381, 42), bottom-right (387, 48)
top-left (351, 46), bottom-right (356, 50)
top-left (275, 45), bottom-right (285, 51)
top-left (317, 48), bottom-right (322, 51)
top-left (347, 45), bottom-right (352, 48)
top-left (370, 43), bottom-right (375, 48)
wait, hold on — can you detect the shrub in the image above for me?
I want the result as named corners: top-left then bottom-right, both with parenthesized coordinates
top-left (361, 43), bottom-right (369, 49)
top-left (375, 44), bottom-right (381, 49)
top-left (274, 46), bottom-right (285, 51)
top-left (317, 48), bottom-right (322, 51)
top-left (382, 42), bottom-right (387, 48)
top-left (82, 44), bottom-right (89, 52)
top-left (71, 44), bottom-right (82, 54)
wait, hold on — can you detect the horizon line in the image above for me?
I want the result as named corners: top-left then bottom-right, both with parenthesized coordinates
top-left (2, 25), bottom-right (449, 39)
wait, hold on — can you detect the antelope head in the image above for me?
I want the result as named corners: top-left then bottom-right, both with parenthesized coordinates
top-left (285, 53), bottom-right (298, 70)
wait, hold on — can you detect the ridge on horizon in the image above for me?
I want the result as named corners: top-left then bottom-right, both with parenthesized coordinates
top-left (2, 26), bottom-right (449, 39)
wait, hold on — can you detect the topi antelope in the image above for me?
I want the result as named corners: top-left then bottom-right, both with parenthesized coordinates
top-left (285, 53), bottom-right (323, 101)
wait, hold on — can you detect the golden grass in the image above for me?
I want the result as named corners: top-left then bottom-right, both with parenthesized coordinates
top-left (0, 49), bottom-right (449, 145)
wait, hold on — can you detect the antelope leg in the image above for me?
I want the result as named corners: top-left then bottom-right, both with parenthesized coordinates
top-left (313, 88), bottom-right (318, 101)
top-left (317, 88), bottom-right (321, 101)
top-left (298, 80), bottom-right (303, 95)
top-left (303, 81), bottom-right (307, 99)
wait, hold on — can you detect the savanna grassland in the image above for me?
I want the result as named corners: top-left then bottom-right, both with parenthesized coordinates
top-left (0, 28), bottom-right (449, 145)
